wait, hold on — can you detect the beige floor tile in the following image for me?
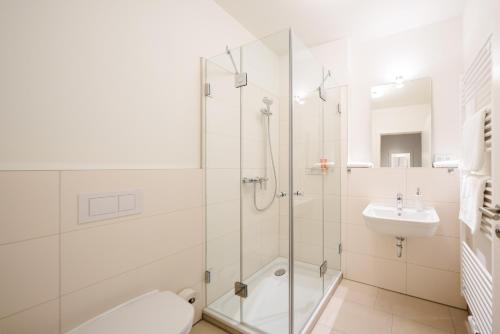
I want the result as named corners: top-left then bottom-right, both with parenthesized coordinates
top-left (312, 323), bottom-right (344, 334)
top-left (317, 296), bottom-right (345, 328)
top-left (392, 316), bottom-right (451, 334)
top-left (329, 300), bottom-right (392, 334)
top-left (335, 279), bottom-right (379, 307)
top-left (311, 323), bottom-right (334, 334)
top-left (191, 320), bottom-right (229, 334)
top-left (448, 307), bottom-right (469, 334)
top-left (374, 289), bottom-right (454, 333)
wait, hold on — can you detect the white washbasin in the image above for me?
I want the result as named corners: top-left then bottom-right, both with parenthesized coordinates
top-left (362, 203), bottom-right (439, 237)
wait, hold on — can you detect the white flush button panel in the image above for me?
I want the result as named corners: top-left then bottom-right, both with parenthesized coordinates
top-left (79, 190), bottom-right (143, 224)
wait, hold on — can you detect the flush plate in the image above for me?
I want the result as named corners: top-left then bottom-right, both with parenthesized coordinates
top-left (79, 190), bottom-right (143, 224)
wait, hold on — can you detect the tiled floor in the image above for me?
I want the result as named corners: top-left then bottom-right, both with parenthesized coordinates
top-left (312, 279), bottom-right (469, 334)
top-left (192, 279), bottom-right (470, 334)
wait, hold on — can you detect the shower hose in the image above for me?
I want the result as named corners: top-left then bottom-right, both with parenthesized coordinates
top-left (253, 115), bottom-right (278, 211)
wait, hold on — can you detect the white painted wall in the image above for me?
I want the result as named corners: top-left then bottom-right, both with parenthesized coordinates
top-left (0, 0), bottom-right (254, 170)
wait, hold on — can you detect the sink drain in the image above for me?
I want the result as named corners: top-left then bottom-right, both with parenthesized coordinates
top-left (274, 268), bottom-right (286, 276)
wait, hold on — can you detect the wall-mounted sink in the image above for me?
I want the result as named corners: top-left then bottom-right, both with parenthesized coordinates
top-left (362, 203), bottom-right (440, 238)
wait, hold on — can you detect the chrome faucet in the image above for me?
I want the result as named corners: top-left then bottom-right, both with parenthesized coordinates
top-left (396, 193), bottom-right (403, 213)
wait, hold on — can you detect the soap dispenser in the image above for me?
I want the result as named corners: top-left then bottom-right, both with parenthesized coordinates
top-left (415, 187), bottom-right (424, 211)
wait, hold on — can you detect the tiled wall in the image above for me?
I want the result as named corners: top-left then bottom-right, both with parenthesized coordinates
top-left (342, 167), bottom-right (466, 309)
top-left (0, 170), bottom-right (204, 333)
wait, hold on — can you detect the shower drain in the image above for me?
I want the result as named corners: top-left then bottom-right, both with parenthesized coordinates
top-left (274, 268), bottom-right (286, 276)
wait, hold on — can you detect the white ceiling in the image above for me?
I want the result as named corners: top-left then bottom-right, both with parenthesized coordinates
top-left (214, 0), bottom-right (465, 46)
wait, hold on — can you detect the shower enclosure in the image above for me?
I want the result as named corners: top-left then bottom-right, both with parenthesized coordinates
top-left (203, 29), bottom-right (342, 334)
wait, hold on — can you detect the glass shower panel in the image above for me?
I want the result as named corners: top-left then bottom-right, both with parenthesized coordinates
top-left (239, 30), bottom-right (290, 334)
top-left (323, 87), bottom-right (342, 289)
top-left (291, 33), bottom-right (325, 333)
top-left (204, 51), bottom-right (242, 322)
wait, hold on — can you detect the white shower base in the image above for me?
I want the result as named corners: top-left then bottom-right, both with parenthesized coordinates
top-left (204, 257), bottom-right (341, 334)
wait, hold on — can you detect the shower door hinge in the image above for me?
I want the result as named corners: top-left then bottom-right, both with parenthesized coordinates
top-left (337, 103), bottom-right (341, 114)
top-left (234, 281), bottom-right (248, 298)
top-left (235, 72), bottom-right (248, 88)
top-left (320, 261), bottom-right (328, 277)
top-left (204, 83), bottom-right (212, 97)
top-left (338, 243), bottom-right (343, 254)
top-left (205, 270), bottom-right (211, 284)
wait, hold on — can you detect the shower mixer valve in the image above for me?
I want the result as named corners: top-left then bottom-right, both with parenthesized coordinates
top-left (242, 176), bottom-right (269, 189)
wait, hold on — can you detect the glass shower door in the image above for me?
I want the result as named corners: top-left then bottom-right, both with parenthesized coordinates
top-left (239, 29), bottom-right (290, 334)
top-left (204, 51), bottom-right (242, 323)
top-left (323, 87), bottom-right (342, 289)
top-left (291, 33), bottom-right (326, 333)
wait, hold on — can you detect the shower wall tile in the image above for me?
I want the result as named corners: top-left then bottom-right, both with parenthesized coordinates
top-left (206, 169), bottom-right (240, 204)
top-left (206, 133), bottom-right (240, 169)
top-left (206, 199), bottom-right (240, 240)
top-left (0, 171), bottom-right (59, 245)
top-left (343, 167), bottom-right (464, 308)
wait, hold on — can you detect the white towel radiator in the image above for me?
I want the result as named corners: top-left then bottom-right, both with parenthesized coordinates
top-left (460, 35), bottom-right (500, 334)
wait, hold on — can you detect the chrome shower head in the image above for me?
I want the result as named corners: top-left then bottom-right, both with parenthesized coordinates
top-left (261, 97), bottom-right (273, 116)
top-left (263, 97), bottom-right (273, 107)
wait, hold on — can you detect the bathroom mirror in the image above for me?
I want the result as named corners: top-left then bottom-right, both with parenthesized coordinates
top-left (370, 77), bottom-right (432, 167)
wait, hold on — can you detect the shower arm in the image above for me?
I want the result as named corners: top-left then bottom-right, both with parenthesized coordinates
top-left (225, 45), bottom-right (240, 74)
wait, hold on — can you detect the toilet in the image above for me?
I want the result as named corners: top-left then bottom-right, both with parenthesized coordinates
top-left (67, 290), bottom-right (194, 334)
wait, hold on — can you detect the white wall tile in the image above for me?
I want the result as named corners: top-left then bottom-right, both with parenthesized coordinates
top-left (0, 236), bottom-right (59, 318)
top-left (0, 172), bottom-right (59, 245)
top-left (61, 207), bottom-right (203, 294)
top-left (407, 236), bottom-right (460, 272)
top-left (61, 169), bottom-right (203, 232)
top-left (432, 202), bottom-right (460, 237)
top-left (348, 168), bottom-right (405, 198)
top-left (344, 252), bottom-right (406, 293)
top-left (406, 264), bottom-right (466, 309)
top-left (345, 224), bottom-right (405, 261)
top-left (406, 168), bottom-right (459, 203)
top-left (0, 300), bottom-right (59, 334)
